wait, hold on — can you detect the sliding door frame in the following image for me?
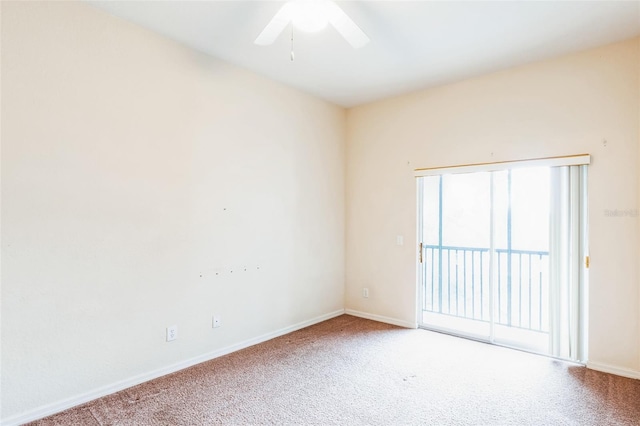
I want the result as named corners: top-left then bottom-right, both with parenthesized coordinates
top-left (415, 154), bottom-right (590, 361)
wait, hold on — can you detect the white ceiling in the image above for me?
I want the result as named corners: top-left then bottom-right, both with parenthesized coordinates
top-left (89, 1), bottom-right (640, 107)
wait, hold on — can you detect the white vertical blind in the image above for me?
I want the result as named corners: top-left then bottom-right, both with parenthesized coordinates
top-left (549, 165), bottom-right (588, 361)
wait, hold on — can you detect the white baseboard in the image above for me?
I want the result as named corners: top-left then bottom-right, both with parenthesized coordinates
top-left (1, 309), bottom-right (345, 426)
top-left (587, 361), bottom-right (640, 380)
top-left (344, 309), bottom-right (417, 329)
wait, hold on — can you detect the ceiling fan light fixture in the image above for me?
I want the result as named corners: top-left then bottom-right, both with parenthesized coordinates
top-left (289, 0), bottom-right (330, 33)
top-left (254, 0), bottom-right (369, 49)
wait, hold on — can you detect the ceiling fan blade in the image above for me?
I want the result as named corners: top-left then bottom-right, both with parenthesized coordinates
top-left (326, 2), bottom-right (370, 49)
top-left (254, 3), bottom-right (293, 46)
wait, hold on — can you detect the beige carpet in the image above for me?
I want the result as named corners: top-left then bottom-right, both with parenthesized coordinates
top-left (29, 315), bottom-right (640, 425)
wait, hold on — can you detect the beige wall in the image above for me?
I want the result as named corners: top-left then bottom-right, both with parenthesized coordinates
top-left (1, 1), bottom-right (345, 421)
top-left (638, 38), bottom-right (640, 373)
top-left (346, 38), bottom-right (640, 375)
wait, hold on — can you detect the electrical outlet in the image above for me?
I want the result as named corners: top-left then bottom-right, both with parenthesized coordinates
top-left (363, 288), bottom-right (369, 298)
top-left (213, 315), bottom-right (222, 328)
top-left (166, 325), bottom-right (177, 342)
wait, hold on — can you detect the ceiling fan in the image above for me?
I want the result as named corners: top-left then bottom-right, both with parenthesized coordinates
top-left (254, 0), bottom-right (370, 49)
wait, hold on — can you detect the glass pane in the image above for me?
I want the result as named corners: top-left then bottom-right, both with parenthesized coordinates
top-left (421, 176), bottom-right (440, 246)
top-left (441, 172), bottom-right (491, 248)
top-left (493, 167), bottom-right (550, 354)
top-left (420, 172), bottom-right (491, 339)
top-left (511, 167), bottom-right (550, 252)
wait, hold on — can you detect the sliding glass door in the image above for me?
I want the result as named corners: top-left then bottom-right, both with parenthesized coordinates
top-left (417, 161), bottom-right (588, 362)
top-left (492, 168), bottom-right (551, 353)
top-left (419, 171), bottom-right (492, 340)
